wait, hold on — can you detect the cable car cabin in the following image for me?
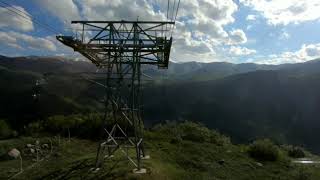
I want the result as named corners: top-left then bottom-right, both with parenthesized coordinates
top-left (156, 37), bottom-right (172, 69)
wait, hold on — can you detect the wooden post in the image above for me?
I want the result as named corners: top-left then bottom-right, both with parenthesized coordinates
top-left (19, 155), bottom-right (23, 172)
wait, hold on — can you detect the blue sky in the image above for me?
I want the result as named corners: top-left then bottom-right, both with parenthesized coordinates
top-left (1, 0), bottom-right (320, 64)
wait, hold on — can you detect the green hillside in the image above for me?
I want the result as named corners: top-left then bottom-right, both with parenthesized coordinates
top-left (2, 55), bottom-right (320, 158)
top-left (1, 122), bottom-right (320, 180)
top-left (143, 70), bottom-right (320, 153)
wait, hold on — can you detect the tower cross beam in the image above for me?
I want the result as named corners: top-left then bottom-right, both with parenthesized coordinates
top-left (72, 20), bottom-right (175, 24)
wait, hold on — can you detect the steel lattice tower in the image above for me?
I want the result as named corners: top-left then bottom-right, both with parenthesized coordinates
top-left (57, 20), bottom-right (174, 172)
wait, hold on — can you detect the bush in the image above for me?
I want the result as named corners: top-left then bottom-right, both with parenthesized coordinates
top-left (44, 113), bottom-right (105, 139)
top-left (295, 168), bottom-right (311, 180)
top-left (25, 121), bottom-right (43, 136)
top-left (179, 122), bottom-right (211, 143)
top-left (248, 139), bottom-right (279, 161)
top-left (151, 121), bottom-right (230, 145)
top-left (0, 119), bottom-right (12, 139)
top-left (288, 147), bottom-right (305, 158)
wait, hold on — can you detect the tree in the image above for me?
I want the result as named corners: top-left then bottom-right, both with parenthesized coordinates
top-left (0, 119), bottom-right (12, 139)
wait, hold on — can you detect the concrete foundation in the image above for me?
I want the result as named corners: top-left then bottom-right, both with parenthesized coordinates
top-left (133, 168), bottom-right (147, 174)
top-left (90, 168), bottom-right (100, 173)
top-left (104, 154), bottom-right (114, 158)
top-left (141, 155), bottom-right (150, 160)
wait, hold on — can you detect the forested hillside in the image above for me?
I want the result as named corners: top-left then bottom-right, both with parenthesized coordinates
top-left (1, 55), bottom-right (320, 153)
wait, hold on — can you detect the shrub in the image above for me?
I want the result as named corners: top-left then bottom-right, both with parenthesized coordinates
top-left (295, 168), bottom-right (311, 180)
top-left (44, 113), bottom-right (105, 139)
top-left (209, 130), bottom-right (230, 146)
top-left (179, 122), bottom-right (230, 145)
top-left (248, 139), bottom-right (279, 161)
top-left (46, 115), bottom-right (66, 132)
top-left (151, 121), bottom-right (230, 145)
top-left (179, 122), bottom-right (211, 143)
top-left (0, 119), bottom-right (12, 139)
top-left (151, 121), bottom-right (181, 139)
top-left (25, 121), bottom-right (43, 136)
top-left (288, 147), bottom-right (305, 158)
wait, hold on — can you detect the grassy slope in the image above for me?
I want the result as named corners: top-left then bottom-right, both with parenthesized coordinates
top-left (1, 127), bottom-right (320, 180)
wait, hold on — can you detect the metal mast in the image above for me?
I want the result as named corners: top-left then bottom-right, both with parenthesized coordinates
top-left (56, 20), bottom-right (174, 172)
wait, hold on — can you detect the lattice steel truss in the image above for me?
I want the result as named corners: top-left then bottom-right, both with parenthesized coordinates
top-left (56, 20), bottom-right (174, 171)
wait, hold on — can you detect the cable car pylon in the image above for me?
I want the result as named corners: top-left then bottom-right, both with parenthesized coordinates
top-left (56, 20), bottom-right (174, 173)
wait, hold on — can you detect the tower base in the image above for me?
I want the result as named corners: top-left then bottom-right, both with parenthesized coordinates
top-left (133, 168), bottom-right (147, 174)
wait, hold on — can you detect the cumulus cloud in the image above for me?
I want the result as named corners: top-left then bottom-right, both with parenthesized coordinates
top-left (30, 0), bottom-right (248, 62)
top-left (246, 14), bottom-right (257, 21)
top-left (79, 0), bottom-right (165, 21)
top-left (229, 46), bottom-right (256, 56)
top-left (33, 0), bottom-right (81, 25)
top-left (0, 31), bottom-right (56, 51)
top-left (0, 6), bottom-right (34, 31)
top-left (0, 32), bottom-right (21, 49)
top-left (174, 0), bottom-right (248, 49)
top-left (227, 29), bottom-right (247, 45)
top-left (297, 44), bottom-right (320, 59)
top-left (279, 31), bottom-right (290, 40)
top-left (78, 0), bottom-right (242, 61)
top-left (255, 43), bottom-right (320, 64)
top-left (240, 0), bottom-right (320, 25)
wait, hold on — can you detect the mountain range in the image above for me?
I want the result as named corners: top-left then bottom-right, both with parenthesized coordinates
top-left (1, 55), bottom-right (320, 153)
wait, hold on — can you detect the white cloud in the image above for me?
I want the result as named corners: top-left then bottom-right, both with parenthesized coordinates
top-left (255, 43), bottom-right (320, 64)
top-left (227, 29), bottom-right (248, 45)
top-left (0, 31), bottom-right (24, 49)
top-left (34, 0), bottom-right (246, 62)
top-left (79, 0), bottom-right (165, 21)
top-left (246, 25), bottom-right (252, 30)
top-left (29, 0), bottom-right (249, 62)
top-left (171, 23), bottom-right (216, 62)
top-left (279, 31), bottom-right (290, 40)
top-left (229, 46), bottom-right (256, 56)
top-left (0, 6), bottom-right (34, 31)
top-left (33, 0), bottom-right (80, 26)
top-left (240, 0), bottom-right (320, 25)
top-left (0, 31), bottom-right (56, 51)
top-left (246, 14), bottom-right (257, 21)
top-left (299, 44), bottom-right (320, 58)
top-left (173, 0), bottom-right (248, 48)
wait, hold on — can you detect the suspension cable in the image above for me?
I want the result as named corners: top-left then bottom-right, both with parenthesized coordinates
top-left (168, 0), bottom-right (176, 33)
top-left (174, 0), bottom-right (181, 23)
top-left (1, 1), bottom-right (62, 34)
top-left (165, 0), bottom-right (170, 37)
top-left (0, 2), bottom-right (61, 34)
top-left (170, 0), bottom-right (180, 37)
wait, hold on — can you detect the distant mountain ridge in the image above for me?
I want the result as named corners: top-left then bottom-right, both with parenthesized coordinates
top-left (1, 55), bottom-right (320, 80)
top-left (2, 55), bottom-right (320, 153)
top-left (0, 55), bottom-right (97, 74)
top-left (0, 55), bottom-right (282, 82)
